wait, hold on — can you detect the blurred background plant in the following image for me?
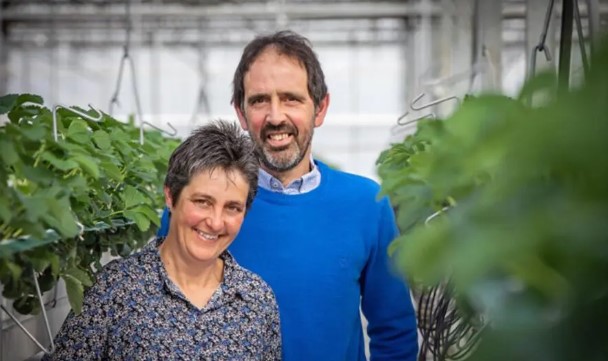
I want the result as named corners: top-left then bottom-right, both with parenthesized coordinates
top-left (377, 39), bottom-right (608, 361)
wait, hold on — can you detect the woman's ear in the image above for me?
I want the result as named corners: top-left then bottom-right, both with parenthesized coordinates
top-left (164, 186), bottom-right (173, 211)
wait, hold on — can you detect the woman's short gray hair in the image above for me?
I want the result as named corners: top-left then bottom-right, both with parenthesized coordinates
top-left (164, 120), bottom-right (259, 210)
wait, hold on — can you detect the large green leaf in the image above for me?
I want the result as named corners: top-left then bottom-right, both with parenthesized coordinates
top-left (66, 119), bottom-right (90, 144)
top-left (63, 274), bottom-right (84, 315)
top-left (123, 209), bottom-right (151, 231)
top-left (92, 130), bottom-right (112, 150)
top-left (0, 94), bottom-right (19, 114)
top-left (122, 185), bottom-right (147, 209)
top-left (73, 154), bottom-right (100, 179)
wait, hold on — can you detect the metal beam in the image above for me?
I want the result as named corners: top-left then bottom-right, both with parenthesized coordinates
top-left (1, 2), bottom-right (443, 21)
top-left (3, 2), bottom-right (607, 23)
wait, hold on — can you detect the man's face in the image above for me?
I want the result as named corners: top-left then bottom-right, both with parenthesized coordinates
top-left (236, 48), bottom-right (328, 175)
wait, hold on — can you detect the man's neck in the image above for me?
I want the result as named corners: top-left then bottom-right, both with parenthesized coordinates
top-left (263, 157), bottom-right (313, 187)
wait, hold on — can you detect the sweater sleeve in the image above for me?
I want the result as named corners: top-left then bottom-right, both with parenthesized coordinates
top-left (157, 206), bottom-right (170, 237)
top-left (360, 197), bottom-right (418, 361)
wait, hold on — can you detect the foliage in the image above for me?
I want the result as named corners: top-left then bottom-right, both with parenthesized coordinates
top-left (0, 94), bottom-right (180, 315)
top-left (377, 42), bottom-right (608, 360)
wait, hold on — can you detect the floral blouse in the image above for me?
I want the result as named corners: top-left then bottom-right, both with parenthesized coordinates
top-left (43, 238), bottom-right (282, 360)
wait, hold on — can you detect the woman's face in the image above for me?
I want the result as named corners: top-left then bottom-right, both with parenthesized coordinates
top-left (164, 168), bottom-right (249, 265)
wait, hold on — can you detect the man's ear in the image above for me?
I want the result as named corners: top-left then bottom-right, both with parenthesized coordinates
top-left (164, 186), bottom-right (174, 210)
top-left (314, 93), bottom-right (330, 128)
top-left (234, 104), bottom-right (249, 131)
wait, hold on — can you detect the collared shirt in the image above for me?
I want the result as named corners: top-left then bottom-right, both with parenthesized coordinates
top-left (258, 156), bottom-right (321, 194)
top-left (44, 238), bottom-right (282, 361)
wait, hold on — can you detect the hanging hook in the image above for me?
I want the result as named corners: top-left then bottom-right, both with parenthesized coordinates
top-left (424, 206), bottom-right (451, 226)
top-left (141, 120), bottom-right (178, 139)
top-left (51, 104), bottom-right (103, 142)
top-left (410, 92), bottom-right (461, 112)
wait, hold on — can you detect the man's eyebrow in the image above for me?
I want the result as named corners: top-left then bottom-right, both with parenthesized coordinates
top-left (280, 92), bottom-right (305, 100)
top-left (247, 93), bottom-right (269, 104)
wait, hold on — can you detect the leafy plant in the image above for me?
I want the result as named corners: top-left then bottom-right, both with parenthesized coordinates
top-left (0, 94), bottom-right (180, 315)
top-left (377, 41), bottom-right (608, 360)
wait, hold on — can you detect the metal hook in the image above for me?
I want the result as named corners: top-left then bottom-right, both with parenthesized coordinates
top-left (424, 206), bottom-right (451, 226)
top-left (0, 269), bottom-right (55, 354)
top-left (52, 104), bottom-right (103, 142)
top-left (140, 121), bottom-right (178, 142)
top-left (410, 93), bottom-right (461, 112)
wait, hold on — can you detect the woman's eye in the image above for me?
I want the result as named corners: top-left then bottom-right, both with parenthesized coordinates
top-left (194, 199), bottom-right (210, 207)
top-left (227, 205), bottom-right (243, 213)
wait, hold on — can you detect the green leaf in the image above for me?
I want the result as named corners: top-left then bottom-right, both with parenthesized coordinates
top-left (15, 94), bottom-right (44, 107)
top-left (0, 231), bottom-right (60, 257)
top-left (40, 197), bottom-right (78, 238)
top-left (73, 154), bottom-right (100, 179)
top-left (0, 94), bottom-right (19, 114)
top-left (0, 260), bottom-right (23, 282)
top-left (20, 123), bottom-right (47, 141)
top-left (63, 274), bottom-right (84, 315)
top-left (92, 130), bottom-right (112, 150)
top-left (99, 160), bottom-right (123, 181)
top-left (123, 209), bottom-right (151, 231)
top-left (0, 200), bottom-right (10, 223)
top-left (19, 196), bottom-right (49, 223)
top-left (65, 267), bottom-right (93, 287)
top-left (122, 185), bottom-right (147, 209)
top-left (131, 205), bottom-right (161, 226)
top-left (40, 151), bottom-right (79, 171)
top-left (0, 139), bottom-right (20, 165)
top-left (66, 119), bottom-right (90, 144)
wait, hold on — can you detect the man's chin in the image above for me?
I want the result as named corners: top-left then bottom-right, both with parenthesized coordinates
top-left (262, 154), bottom-right (301, 173)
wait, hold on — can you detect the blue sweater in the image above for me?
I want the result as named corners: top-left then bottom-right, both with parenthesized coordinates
top-left (159, 162), bottom-right (418, 360)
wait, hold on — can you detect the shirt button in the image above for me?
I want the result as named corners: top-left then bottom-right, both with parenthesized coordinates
top-left (271, 180), bottom-right (281, 189)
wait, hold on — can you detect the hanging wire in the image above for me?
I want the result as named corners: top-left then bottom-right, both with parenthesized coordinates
top-left (573, 0), bottom-right (590, 78)
top-left (108, 0), bottom-right (176, 144)
top-left (528, 0), bottom-right (555, 81)
top-left (189, 23), bottom-right (212, 125)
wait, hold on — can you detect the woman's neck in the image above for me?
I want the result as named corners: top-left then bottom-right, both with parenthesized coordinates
top-left (158, 239), bottom-right (224, 307)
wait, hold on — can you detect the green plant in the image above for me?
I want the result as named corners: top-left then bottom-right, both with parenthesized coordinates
top-left (0, 94), bottom-right (180, 315)
top-left (377, 42), bottom-right (608, 360)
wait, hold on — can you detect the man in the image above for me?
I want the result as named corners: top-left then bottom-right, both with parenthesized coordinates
top-left (159, 30), bottom-right (418, 360)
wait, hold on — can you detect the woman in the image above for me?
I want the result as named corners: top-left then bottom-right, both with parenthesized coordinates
top-left (44, 120), bottom-right (281, 360)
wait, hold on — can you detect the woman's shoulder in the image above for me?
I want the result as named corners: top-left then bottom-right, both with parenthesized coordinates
top-left (93, 240), bottom-right (158, 288)
top-left (224, 253), bottom-right (277, 305)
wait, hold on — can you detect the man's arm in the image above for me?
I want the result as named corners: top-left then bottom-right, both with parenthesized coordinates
top-left (361, 197), bottom-right (418, 361)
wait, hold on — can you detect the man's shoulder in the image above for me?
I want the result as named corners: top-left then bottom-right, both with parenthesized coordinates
top-left (316, 160), bottom-right (383, 197)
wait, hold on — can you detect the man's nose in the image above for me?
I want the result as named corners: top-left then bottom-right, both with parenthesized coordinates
top-left (267, 99), bottom-right (285, 124)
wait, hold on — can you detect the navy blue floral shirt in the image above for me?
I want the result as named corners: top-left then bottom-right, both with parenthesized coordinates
top-left (43, 238), bottom-right (282, 360)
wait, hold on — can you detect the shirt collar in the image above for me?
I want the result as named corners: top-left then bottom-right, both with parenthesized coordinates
top-left (149, 238), bottom-right (249, 306)
top-left (258, 155), bottom-right (321, 194)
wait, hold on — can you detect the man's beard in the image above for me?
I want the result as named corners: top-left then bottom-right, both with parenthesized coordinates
top-left (252, 121), bottom-right (314, 173)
